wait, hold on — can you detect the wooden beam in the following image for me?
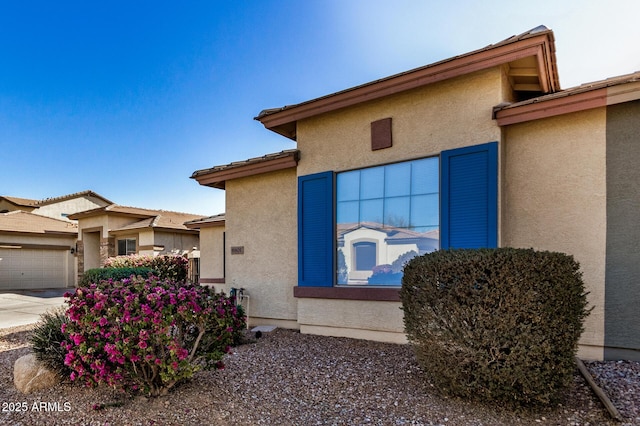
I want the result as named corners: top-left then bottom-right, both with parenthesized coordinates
top-left (513, 83), bottom-right (542, 91)
top-left (576, 357), bottom-right (624, 422)
top-left (508, 67), bottom-right (538, 77)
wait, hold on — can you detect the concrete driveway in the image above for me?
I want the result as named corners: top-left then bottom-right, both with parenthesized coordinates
top-left (0, 288), bottom-right (69, 329)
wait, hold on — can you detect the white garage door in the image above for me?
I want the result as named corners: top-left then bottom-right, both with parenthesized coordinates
top-left (0, 248), bottom-right (67, 290)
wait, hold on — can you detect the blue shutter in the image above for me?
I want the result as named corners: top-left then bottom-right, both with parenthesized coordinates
top-left (441, 142), bottom-right (498, 249)
top-left (298, 171), bottom-right (334, 287)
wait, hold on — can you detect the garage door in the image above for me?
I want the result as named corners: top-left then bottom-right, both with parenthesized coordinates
top-left (0, 248), bottom-right (67, 290)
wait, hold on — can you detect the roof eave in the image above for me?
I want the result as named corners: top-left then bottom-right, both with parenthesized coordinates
top-left (192, 150), bottom-right (299, 189)
top-left (256, 28), bottom-right (558, 140)
top-left (495, 74), bottom-right (640, 125)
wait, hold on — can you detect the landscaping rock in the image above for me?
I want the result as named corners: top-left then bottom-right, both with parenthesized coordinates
top-left (13, 353), bottom-right (60, 394)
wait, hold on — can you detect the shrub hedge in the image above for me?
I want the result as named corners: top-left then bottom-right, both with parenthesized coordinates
top-left (400, 248), bottom-right (590, 407)
top-left (104, 254), bottom-right (189, 282)
top-left (79, 267), bottom-right (155, 287)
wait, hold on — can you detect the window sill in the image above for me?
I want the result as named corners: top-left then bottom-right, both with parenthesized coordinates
top-left (199, 278), bottom-right (225, 284)
top-left (293, 286), bottom-right (400, 301)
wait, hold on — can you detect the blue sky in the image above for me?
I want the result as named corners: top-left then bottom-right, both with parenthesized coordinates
top-left (2, 1), bottom-right (639, 216)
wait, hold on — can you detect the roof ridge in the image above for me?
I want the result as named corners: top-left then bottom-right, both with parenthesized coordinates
top-left (36, 190), bottom-right (114, 206)
top-left (108, 204), bottom-right (204, 217)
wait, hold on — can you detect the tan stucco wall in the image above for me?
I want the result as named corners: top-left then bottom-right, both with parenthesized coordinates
top-left (199, 226), bottom-right (225, 280)
top-left (502, 108), bottom-right (607, 360)
top-left (296, 68), bottom-right (504, 176)
top-left (150, 231), bottom-right (199, 255)
top-left (34, 196), bottom-right (109, 222)
top-left (297, 298), bottom-right (407, 344)
top-left (225, 168), bottom-right (298, 324)
top-left (293, 67), bottom-right (506, 340)
top-left (82, 230), bottom-right (101, 270)
top-left (137, 229), bottom-right (155, 254)
top-left (76, 216), bottom-right (135, 240)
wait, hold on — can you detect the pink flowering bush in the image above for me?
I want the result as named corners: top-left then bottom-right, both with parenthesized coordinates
top-left (63, 276), bottom-right (245, 397)
top-left (104, 254), bottom-right (189, 282)
top-left (104, 254), bottom-right (156, 269)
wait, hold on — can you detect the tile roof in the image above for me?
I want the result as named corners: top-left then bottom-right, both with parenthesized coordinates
top-left (0, 190), bottom-right (112, 207)
top-left (493, 70), bottom-right (640, 125)
top-left (496, 71), bottom-right (640, 111)
top-left (0, 196), bottom-right (39, 207)
top-left (191, 149), bottom-right (299, 178)
top-left (0, 211), bottom-right (78, 235)
top-left (68, 205), bottom-right (206, 232)
top-left (184, 214), bottom-right (226, 229)
top-left (34, 190), bottom-right (113, 206)
top-left (191, 149), bottom-right (300, 189)
top-left (337, 222), bottom-right (439, 240)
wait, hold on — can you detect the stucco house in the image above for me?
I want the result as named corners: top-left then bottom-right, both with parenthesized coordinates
top-left (0, 191), bottom-right (113, 290)
top-left (184, 214), bottom-right (226, 286)
top-left (191, 26), bottom-right (640, 361)
top-left (68, 205), bottom-right (205, 280)
top-left (0, 190), bottom-right (113, 221)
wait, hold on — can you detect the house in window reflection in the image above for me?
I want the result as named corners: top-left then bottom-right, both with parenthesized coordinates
top-left (337, 222), bottom-right (438, 285)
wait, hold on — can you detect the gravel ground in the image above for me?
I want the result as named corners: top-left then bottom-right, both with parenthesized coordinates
top-left (0, 324), bottom-right (638, 426)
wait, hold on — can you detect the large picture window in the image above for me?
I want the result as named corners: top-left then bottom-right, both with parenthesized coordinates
top-left (297, 142), bottom-right (497, 291)
top-left (336, 157), bottom-right (440, 286)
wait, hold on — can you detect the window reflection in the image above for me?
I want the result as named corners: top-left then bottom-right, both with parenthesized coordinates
top-left (336, 157), bottom-right (439, 286)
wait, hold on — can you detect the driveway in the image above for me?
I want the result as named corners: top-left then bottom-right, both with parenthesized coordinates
top-left (0, 288), bottom-right (69, 329)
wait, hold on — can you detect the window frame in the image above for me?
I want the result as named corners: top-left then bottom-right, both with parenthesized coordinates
top-left (295, 142), bottom-right (498, 301)
top-left (117, 238), bottom-right (137, 256)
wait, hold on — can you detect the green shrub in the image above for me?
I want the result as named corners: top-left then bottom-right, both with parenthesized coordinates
top-left (104, 254), bottom-right (188, 282)
top-left (30, 307), bottom-right (73, 378)
top-left (80, 267), bottom-right (155, 286)
top-left (400, 248), bottom-right (591, 407)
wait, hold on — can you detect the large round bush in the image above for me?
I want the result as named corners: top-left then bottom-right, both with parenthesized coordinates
top-left (400, 248), bottom-right (590, 406)
top-left (63, 276), bottom-right (245, 397)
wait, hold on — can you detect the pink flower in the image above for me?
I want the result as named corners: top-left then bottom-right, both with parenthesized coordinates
top-left (176, 348), bottom-right (189, 361)
top-left (141, 304), bottom-right (153, 316)
top-left (71, 333), bottom-right (84, 345)
top-left (138, 340), bottom-right (148, 349)
top-left (99, 317), bottom-right (108, 327)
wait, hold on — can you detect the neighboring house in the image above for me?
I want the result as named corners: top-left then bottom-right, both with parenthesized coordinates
top-left (184, 214), bottom-right (226, 286)
top-left (0, 190), bottom-right (112, 290)
top-left (68, 205), bottom-right (205, 280)
top-left (337, 222), bottom-right (439, 285)
top-left (192, 25), bottom-right (639, 361)
top-left (0, 211), bottom-right (77, 290)
top-left (0, 190), bottom-right (113, 221)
